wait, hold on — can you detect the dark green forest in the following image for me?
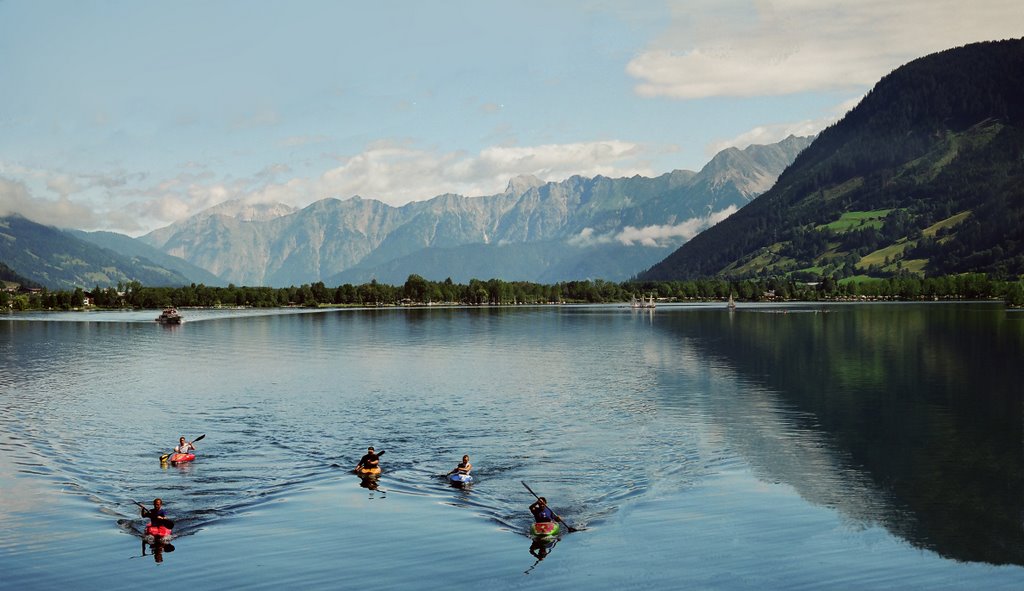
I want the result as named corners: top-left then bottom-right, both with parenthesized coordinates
top-left (3, 273), bottom-right (1023, 311)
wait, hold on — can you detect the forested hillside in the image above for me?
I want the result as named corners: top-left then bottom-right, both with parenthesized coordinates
top-left (641, 38), bottom-right (1024, 281)
top-left (0, 215), bottom-right (194, 289)
top-left (69, 229), bottom-right (224, 286)
top-left (0, 260), bottom-right (42, 289)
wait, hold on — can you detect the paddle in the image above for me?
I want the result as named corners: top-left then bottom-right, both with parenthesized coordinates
top-left (132, 499), bottom-right (174, 529)
top-left (521, 481), bottom-right (578, 532)
top-left (160, 434), bottom-right (205, 462)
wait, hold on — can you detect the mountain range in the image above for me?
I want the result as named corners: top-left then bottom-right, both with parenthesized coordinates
top-left (135, 135), bottom-right (811, 286)
top-left (641, 38), bottom-right (1024, 282)
top-left (0, 136), bottom-right (810, 290)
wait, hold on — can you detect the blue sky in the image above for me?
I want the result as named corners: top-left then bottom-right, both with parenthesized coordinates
top-left (1, 0), bottom-right (1022, 236)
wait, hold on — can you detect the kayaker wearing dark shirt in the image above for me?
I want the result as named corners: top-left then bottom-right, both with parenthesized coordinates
top-left (355, 446), bottom-right (383, 472)
top-left (529, 497), bottom-right (559, 523)
top-left (141, 498), bottom-right (170, 527)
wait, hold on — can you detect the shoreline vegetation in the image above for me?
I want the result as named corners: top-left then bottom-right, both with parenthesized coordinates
top-left (3, 273), bottom-right (1023, 312)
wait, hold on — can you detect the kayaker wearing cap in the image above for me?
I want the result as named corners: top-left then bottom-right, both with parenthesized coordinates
top-left (529, 497), bottom-right (560, 524)
top-left (174, 437), bottom-right (196, 454)
top-left (355, 446), bottom-right (383, 472)
top-left (141, 498), bottom-right (170, 527)
top-left (448, 454), bottom-right (472, 476)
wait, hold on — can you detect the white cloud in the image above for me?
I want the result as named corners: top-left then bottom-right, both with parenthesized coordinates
top-left (567, 227), bottom-right (606, 247)
top-left (133, 173), bottom-right (242, 224)
top-left (98, 137), bottom-right (649, 232)
top-left (705, 96), bottom-right (860, 155)
top-left (195, 139), bottom-right (656, 227)
top-left (628, 0), bottom-right (1024, 99)
top-left (475, 141), bottom-right (644, 179)
top-left (312, 139), bottom-right (655, 206)
top-left (0, 164), bottom-right (140, 229)
top-left (0, 176), bottom-right (99, 228)
top-left (0, 177), bottom-right (34, 217)
top-left (0, 138), bottom-right (667, 235)
top-left (45, 174), bottom-right (82, 199)
top-left (569, 206), bottom-right (739, 248)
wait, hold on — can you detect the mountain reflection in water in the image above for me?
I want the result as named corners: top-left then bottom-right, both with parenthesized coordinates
top-left (651, 303), bottom-right (1024, 565)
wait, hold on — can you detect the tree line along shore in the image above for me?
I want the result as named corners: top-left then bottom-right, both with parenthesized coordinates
top-left (3, 273), bottom-right (1024, 311)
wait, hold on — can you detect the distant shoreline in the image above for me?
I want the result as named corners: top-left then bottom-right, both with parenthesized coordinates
top-left (4, 272), bottom-right (1022, 311)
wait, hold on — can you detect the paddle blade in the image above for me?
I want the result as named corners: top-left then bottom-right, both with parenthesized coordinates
top-left (193, 434), bottom-right (206, 443)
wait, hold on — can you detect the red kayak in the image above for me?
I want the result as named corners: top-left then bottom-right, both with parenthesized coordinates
top-left (145, 524), bottom-right (172, 537)
top-left (168, 453), bottom-right (195, 463)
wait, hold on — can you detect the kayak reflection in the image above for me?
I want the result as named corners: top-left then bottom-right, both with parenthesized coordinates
top-left (164, 460), bottom-right (194, 474)
top-left (524, 537), bottom-right (559, 574)
top-left (141, 538), bottom-right (175, 563)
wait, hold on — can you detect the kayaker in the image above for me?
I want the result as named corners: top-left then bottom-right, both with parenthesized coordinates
top-left (141, 498), bottom-right (170, 528)
top-left (355, 446), bottom-right (383, 472)
top-left (174, 436), bottom-right (197, 455)
top-left (529, 497), bottom-right (560, 524)
top-left (448, 454), bottom-right (472, 476)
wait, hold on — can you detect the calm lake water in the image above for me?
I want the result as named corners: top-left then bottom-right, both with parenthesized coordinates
top-left (1, 303), bottom-right (1022, 589)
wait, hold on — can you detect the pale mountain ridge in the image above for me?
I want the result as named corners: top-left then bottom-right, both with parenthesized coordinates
top-left (142, 200), bottom-right (298, 258)
top-left (141, 136), bottom-right (813, 286)
top-left (207, 199), bottom-right (298, 221)
top-left (504, 174), bottom-right (547, 195)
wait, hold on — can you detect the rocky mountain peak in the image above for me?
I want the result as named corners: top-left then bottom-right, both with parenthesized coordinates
top-left (206, 199), bottom-right (298, 222)
top-left (505, 174), bottom-right (547, 195)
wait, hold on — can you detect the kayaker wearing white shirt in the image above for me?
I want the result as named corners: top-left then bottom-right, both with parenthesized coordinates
top-left (174, 437), bottom-right (196, 454)
top-left (449, 454), bottom-right (472, 476)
